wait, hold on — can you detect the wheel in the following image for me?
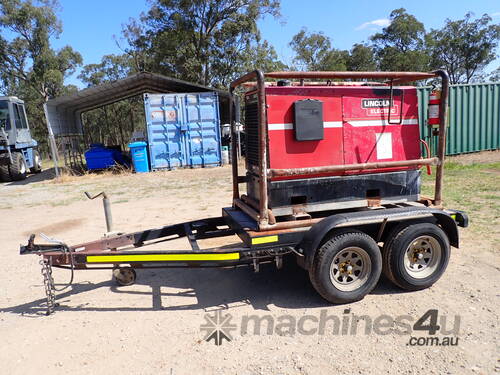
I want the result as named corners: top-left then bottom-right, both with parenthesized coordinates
top-left (9, 152), bottom-right (27, 181)
top-left (382, 223), bottom-right (450, 291)
top-left (309, 231), bottom-right (382, 304)
top-left (113, 267), bottom-right (137, 286)
top-left (30, 150), bottom-right (42, 173)
top-left (0, 162), bottom-right (10, 182)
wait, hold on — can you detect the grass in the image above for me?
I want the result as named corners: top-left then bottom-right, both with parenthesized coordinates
top-left (421, 161), bottom-right (500, 237)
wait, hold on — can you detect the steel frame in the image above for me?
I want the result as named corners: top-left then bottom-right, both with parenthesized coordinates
top-left (229, 70), bottom-right (450, 230)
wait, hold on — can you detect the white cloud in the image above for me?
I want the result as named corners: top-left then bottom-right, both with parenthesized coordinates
top-left (356, 18), bottom-right (391, 31)
top-left (491, 12), bottom-right (500, 17)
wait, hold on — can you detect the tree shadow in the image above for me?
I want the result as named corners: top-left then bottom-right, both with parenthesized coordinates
top-left (1, 258), bottom-right (411, 317)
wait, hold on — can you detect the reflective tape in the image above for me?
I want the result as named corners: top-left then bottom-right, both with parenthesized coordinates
top-left (86, 253), bottom-right (240, 263)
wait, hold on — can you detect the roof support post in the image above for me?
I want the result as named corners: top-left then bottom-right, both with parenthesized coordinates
top-left (43, 103), bottom-right (60, 177)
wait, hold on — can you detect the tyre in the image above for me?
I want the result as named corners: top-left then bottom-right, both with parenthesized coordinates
top-left (309, 231), bottom-right (382, 304)
top-left (9, 152), bottom-right (27, 181)
top-left (382, 223), bottom-right (450, 291)
top-left (30, 150), bottom-right (42, 173)
top-left (113, 267), bottom-right (136, 286)
top-left (0, 161), bottom-right (10, 182)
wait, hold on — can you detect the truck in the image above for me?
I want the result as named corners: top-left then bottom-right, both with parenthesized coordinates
top-left (0, 96), bottom-right (42, 182)
top-left (20, 70), bottom-right (468, 315)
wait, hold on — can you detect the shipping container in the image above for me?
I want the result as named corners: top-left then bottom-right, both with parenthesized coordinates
top-left (144, 92), bottom-right (222, 170)
top-left (418, 83), bottom-right (500, 155)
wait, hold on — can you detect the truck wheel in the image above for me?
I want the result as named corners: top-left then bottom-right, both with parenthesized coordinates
top-left (30, 150), bottom-right (42, 173)
top-left (0, 163), bottom-right (10, 182)
top-left (9, 152), bottom-right (27, 181)
top-left (309, 231), bottom-right (382, 304)
top-left (382, 223), bottom-right (450, 291)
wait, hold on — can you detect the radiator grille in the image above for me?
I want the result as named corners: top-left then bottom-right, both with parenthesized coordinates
top-left (244, 99), bottom-right (259, 167)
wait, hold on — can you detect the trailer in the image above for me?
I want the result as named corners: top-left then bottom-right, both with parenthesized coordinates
top-left (21, 70), bottom-right (468, 315)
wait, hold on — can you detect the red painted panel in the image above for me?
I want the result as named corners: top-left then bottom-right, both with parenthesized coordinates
top-left (262, 86), bottom-right (422, 179)
top-left (342, 89), bottom-right (421, 174)
top-left (268, 128), bottom-right (344, 169)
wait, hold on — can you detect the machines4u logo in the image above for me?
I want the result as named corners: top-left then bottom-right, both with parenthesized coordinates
top-left (361, 98), bottom-right (393, 108)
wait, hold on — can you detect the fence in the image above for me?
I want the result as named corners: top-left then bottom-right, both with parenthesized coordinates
top-left (417, 83), bottom-right (500, 155)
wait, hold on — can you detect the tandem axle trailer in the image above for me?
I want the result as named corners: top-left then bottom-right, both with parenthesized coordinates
top-left (21, 70), bottom-right (468, 315)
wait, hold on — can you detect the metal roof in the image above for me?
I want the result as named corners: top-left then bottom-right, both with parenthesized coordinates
top-left (45, 72), bottom-right (230, 136)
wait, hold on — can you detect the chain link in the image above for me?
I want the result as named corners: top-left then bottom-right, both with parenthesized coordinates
top-left (40, 258), bottom-right (56, 315)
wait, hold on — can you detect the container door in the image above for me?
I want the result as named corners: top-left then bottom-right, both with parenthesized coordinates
top-left (145, 93), bottom-right (186, 169)
top-left (183, 92), bottom-right (221, 167)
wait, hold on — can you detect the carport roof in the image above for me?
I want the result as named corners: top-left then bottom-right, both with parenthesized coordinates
top-left (45, 71), bottom-right (229, 136)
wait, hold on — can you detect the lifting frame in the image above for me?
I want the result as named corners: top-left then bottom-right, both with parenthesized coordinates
top-left (20, 70), bottom-right (469, 315)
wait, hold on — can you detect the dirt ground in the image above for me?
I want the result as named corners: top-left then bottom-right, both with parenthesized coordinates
top-left (1, 152), bottom-right (499, 375)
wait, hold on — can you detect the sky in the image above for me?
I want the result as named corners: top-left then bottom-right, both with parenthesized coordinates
top-left (52, 0), bottom-right (500, 88)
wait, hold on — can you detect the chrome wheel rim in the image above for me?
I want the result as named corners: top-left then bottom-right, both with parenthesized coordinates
top-left (404, 236), bottom-right (442, 279)
top-left (330, 247), bottom-right (372, 292)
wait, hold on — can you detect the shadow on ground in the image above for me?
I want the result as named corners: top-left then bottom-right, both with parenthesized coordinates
top-left (1, 258), bottom-right (410, 317)
top-left (2, 168), bottom-right (56, 186)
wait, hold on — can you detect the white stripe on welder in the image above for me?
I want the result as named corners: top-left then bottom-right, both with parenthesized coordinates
top-left (268, 121), bottom-right (342, 130)
top-left (347, 118), bottom-right (419, 127)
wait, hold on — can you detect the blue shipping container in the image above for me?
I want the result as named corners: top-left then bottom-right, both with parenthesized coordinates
top-left (144, 92), bottom-right (222, 170)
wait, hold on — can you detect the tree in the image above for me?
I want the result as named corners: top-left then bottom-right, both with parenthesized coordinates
top-left (370, 8), bottom-right (429, 72)
top-left (347, 44), bottom-right (376, 71)
top-left (489, 66), bottom-right (500, 82)
top-left (122, 0), bottom-right (282, 87)
top-left (0, 0), bottom-right (82, 151)
top-left (78, 54), bottom-right (144, 149)
top-left (78, 54), bottom-right (136, 87)
top-left (289, 29), bottom-right (348, 71)
top-left (427, 13), bottom-right (500, 84)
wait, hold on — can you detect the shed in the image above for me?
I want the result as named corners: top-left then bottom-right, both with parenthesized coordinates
top-left (44, 72), bottom-right (230, 174)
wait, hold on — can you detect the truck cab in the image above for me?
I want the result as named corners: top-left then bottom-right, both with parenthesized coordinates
top-left (0, 96), bottom-right (42, 181)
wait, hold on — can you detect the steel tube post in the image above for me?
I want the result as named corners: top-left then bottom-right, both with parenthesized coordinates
top-left (229, 88), bottom-right (239, 201)
top-left (103, 194), bottom-right (113, 233)
top-left (269, 158), bottom-right (438, 178)
top-left (433, 70), bottom-right (450, 206)
top-left (43, 103), bottom-right (60, 177)
top-left (265, 71), bottom-right (436, 82)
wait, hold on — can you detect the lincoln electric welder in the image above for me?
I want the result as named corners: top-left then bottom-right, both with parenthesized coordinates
top-left (21, 71), bottom-right (468, 315)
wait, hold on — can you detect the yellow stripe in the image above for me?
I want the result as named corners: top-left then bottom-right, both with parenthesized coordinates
top-left (251, 235), bottom-right (278, 245)
top-left (450, 214), bottom-right (456, 220)
top-left (87, 253), bottom-right (240, 263)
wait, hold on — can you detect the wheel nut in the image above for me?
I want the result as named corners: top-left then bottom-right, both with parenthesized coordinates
top-left (417, 253), bottom-right (423, 260)
top-left (346, 265), bottom-right (353, 272)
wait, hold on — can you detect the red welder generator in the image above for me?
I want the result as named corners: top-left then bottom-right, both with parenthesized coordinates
top-left (244, 81), bottom-right (422, 217)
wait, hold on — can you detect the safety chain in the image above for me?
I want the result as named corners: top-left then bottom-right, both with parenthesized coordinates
top-left (40, 258), bottom-right (57, 315)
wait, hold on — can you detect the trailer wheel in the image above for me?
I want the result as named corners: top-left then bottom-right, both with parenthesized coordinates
top-left (382, 223), bottom-right (450, 291)
top-left (9, 152), bottom-right (27, 181)
top-left (309, 231), bottom-right (382, 304)
top-left (113, 267), bottom-right (136, 286)
top-left (30, 150), bottom-right (42, 173)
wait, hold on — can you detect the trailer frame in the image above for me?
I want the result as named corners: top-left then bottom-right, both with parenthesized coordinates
top-left (20, 70), bottom-right (468, 315)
